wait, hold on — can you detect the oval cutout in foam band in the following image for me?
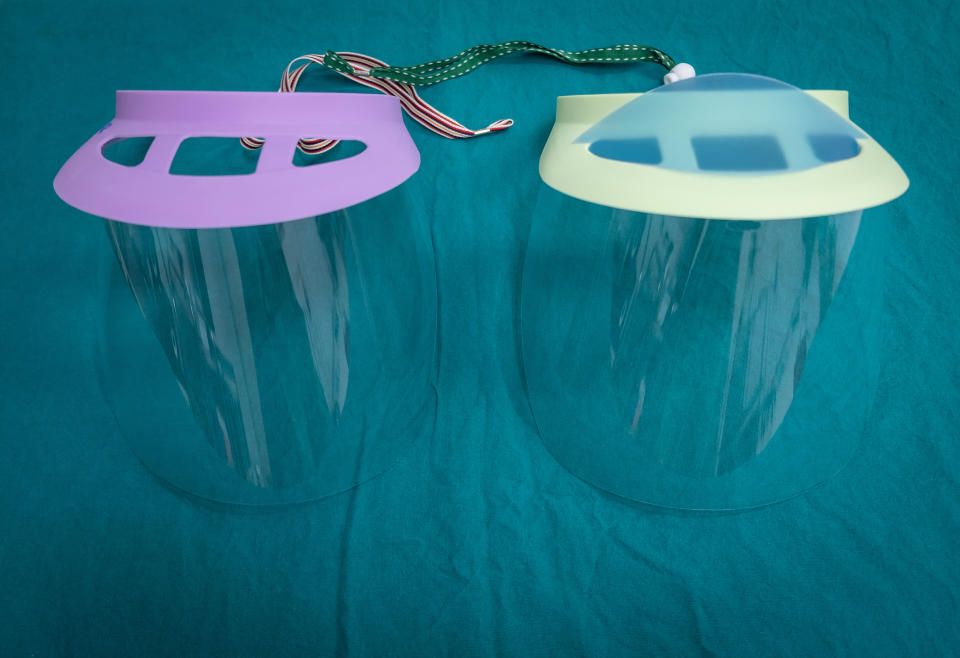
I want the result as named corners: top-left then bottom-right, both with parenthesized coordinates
top-left (522, 73), bottom-right (908, 510)
top-left (55, 91), bottom-right (436, 505)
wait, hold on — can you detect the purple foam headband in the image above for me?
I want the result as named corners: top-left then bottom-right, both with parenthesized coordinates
top-left (54, 91), bottom-right (420, 229)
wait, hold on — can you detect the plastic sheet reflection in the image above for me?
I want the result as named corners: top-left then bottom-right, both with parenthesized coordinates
top-left (521, 191), bottom-right (882, 509)
top-left (102, 198), bottom-right (436, 504)
top-left (604, 211), bottom-right (861, 476)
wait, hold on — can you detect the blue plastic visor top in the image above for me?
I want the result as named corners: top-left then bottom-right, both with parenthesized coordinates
top-left (577, 73), bottom-right (864, 174)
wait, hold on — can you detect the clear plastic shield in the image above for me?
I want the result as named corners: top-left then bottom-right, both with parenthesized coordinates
top-left (98, 188), bottom-right (437, 505)
top-left (520, 188), bottom-right (886, 510)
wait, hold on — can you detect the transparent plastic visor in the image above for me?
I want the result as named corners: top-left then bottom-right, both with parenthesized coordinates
top-left (99, 188), bottom-right (437, 504)
top-left (521, 189), bottom-right (886, 509)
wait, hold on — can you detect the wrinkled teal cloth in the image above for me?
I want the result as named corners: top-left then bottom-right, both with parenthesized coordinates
top-left (1, 0), bottom-right (958, 655)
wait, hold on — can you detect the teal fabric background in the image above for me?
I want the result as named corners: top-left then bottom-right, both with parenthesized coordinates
top-left (1, 0), bottom-right (958, 655)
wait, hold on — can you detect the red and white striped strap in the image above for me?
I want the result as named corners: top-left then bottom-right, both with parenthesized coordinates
top-left (241, 51), bottom-right (514, 154)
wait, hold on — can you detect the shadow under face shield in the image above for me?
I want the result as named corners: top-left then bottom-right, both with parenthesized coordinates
top-left (522, 73), bottom-right (908, 510)
top-left (55, 90), bottom-right (438, 505)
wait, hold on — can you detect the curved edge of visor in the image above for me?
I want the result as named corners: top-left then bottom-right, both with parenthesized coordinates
top-left (53, 91), bottom-right (421, 229)
top-left (540, 86), bottom-right (909, 220)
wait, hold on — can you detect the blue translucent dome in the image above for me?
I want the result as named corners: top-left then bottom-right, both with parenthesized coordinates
top-left (576, 73), bottom-right (864, 173)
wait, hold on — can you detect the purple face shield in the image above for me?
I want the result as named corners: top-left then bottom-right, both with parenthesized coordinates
top-left (55, 91), bottom-right (437, 505)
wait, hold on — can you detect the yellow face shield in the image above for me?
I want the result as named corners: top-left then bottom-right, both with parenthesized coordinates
top-left (522, 73), bottom-right (908, 510)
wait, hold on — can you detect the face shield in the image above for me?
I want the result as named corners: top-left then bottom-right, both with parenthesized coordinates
top-left (522, 73), bottom-right (908, 510)
top-left (55, 91), bottom-right (437, 505)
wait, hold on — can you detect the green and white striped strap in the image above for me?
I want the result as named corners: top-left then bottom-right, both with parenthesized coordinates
top-left (323, 40), bottom-right (676, 86)
top-left (245, 41), bottom-right (681, 152)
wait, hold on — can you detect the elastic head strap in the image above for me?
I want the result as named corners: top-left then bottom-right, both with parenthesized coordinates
top-left (242, 41), bottom-right (678, 153)
top-left (330, 41), bottom-right (675, 86)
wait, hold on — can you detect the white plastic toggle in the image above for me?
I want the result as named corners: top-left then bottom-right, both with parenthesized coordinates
top-left (663, 63), bottom-right (696, 85)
